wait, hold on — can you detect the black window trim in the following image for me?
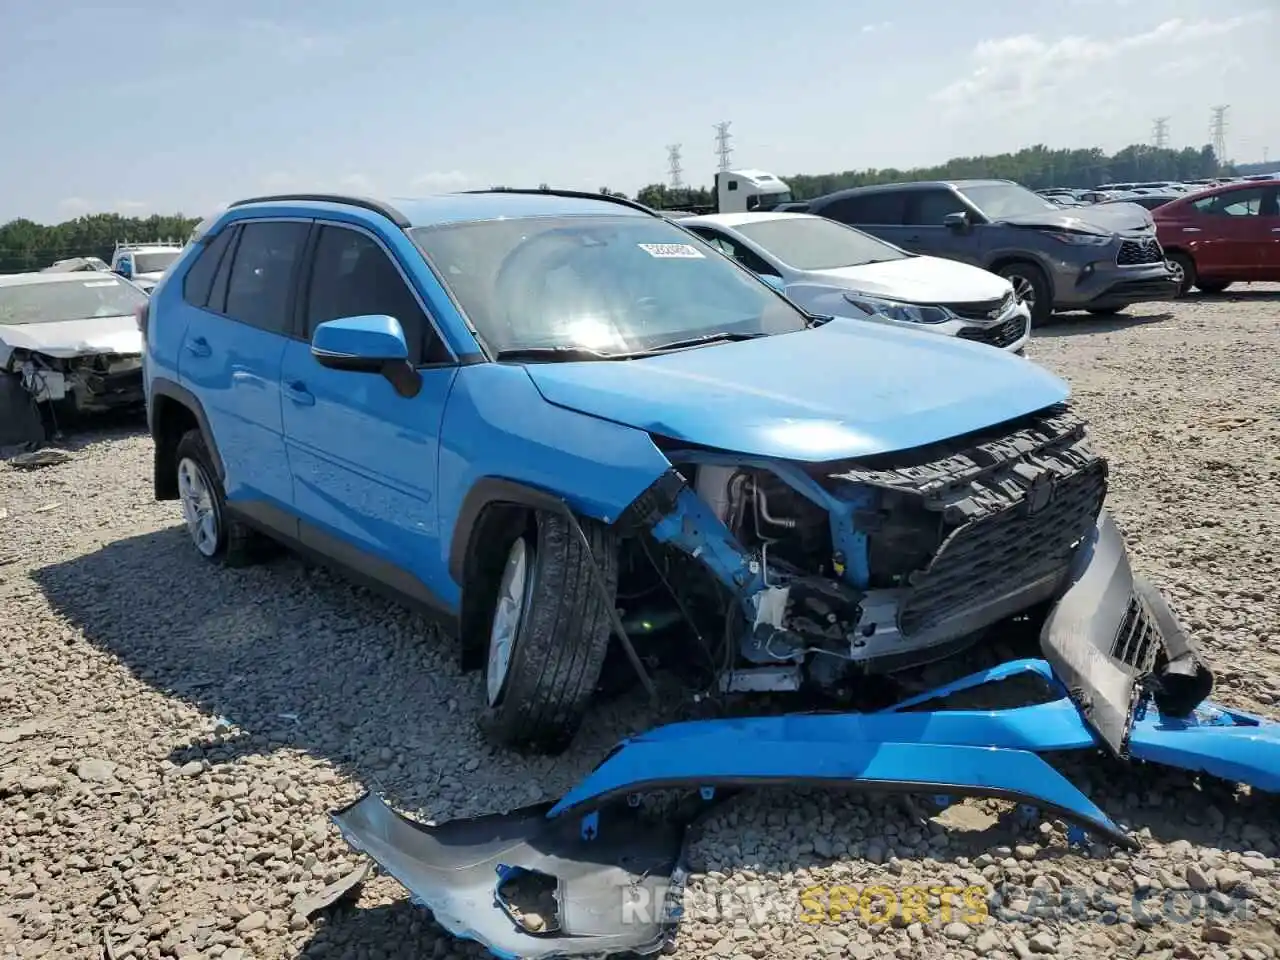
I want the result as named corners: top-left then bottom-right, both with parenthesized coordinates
top-left (301, 217), bottom-right (459, 369)
top-left (194, 216), bottom-right (313, 336)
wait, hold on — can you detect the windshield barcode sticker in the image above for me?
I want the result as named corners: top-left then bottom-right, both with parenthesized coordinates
top-left (82, 281), bottom-right (118, 287)
top-left (638, 243), bottom-right (705, 259)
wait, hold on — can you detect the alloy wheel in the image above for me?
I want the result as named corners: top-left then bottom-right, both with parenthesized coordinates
top-left (177, 457), bottom-right (220, 557)
top-left (487, 537), bottom-right (533, 706)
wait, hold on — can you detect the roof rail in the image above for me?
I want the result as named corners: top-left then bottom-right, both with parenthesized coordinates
top-left (462, 186), bottom-right (662, 218)
top-left (226, 193), bottom-right (411, 228)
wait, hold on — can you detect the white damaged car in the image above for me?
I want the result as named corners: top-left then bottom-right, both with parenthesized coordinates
top-left (678, 212), bottom-right (1031, 353)
top-left (0, 272), bottom-right (148, 445)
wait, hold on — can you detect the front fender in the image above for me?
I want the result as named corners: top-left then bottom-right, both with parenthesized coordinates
top-left (439, 363), bottom-right (673, 587)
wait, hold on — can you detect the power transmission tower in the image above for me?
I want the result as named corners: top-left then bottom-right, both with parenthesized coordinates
top-left (666, 144), bottom-right (684, 190)
top-left (714, 121), bottom-right (734, 172)
top-left (1152, 117), bottom-right (1170, 150)
top-left (1210, 105), bottom-right (1229, 167)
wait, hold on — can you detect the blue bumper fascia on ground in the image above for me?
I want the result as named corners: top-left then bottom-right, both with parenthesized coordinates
top-left (332, 656), bottom-right (1280, 959)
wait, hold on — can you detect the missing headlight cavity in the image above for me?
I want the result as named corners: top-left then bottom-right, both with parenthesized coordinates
top-left (496, 866), bottom-right (562, 935)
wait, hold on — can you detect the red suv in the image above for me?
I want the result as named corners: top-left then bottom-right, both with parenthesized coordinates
top-left (1153, 180), bottom-right (1280, 295)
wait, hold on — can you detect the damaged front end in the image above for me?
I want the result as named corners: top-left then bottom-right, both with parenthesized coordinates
top-left (1, 347), bottom-right (144, 447)
top-left (15, 349), bottom-right (145, 413)
top-left (613, 401), bottom-right (1209, 756)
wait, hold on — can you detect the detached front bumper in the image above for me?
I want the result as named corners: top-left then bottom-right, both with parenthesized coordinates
top-left (330, 510), bottom-right (1278, 960)
top-left (1040, 509), bottom-right (1213, 756)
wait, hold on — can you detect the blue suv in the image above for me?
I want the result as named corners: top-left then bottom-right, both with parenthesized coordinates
top-left (141, 189), bottom-right (1208, 758)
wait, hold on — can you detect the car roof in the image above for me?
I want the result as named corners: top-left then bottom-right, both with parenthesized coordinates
top-left (0, 271), bottom-right (131, 289)
top-left (681, 211), bottom-right (818, 228)
top-left (810, 179), bottom-right (1012, 205)
top-left (223, 191), bottom-right (654, 231)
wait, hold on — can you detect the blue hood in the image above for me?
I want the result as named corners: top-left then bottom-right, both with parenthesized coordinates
top-left (521, 320), bottom-right (1070, 461)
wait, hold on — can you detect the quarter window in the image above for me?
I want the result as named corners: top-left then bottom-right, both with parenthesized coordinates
top-left (303, 225), bottom-right (449, 365)
top-left (222, 221), bottom-right (309, 334)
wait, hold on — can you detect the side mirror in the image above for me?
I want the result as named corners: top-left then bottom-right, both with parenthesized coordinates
top-left (115, 261), bottom-right (133, 278)
top-left (759, 274), bottom-right (785, 292)
top-left (311, 314), bottom-right (421, 398)
top-left (943, 212), bottom-right (970, 231)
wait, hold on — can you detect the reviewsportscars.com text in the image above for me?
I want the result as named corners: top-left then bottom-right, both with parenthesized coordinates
top-left (619, 881), bottom-right (1254, 928)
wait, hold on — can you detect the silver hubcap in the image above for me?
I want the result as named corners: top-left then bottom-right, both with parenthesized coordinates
top-left (1168, 260), bottom-right (1185, 285)
top-left (487, 537), bottom-right (531, 706)
top-left (1008, 275), bottom-right (1036, 311)
top-left (177, 457), bottom-right (220, 557)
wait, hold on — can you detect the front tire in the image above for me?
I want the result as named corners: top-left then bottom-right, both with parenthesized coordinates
top-left (996, 262), bottom-right (1051, 327)
top-left (1086, 306), bottom-right (1126, 316)
top-left (1195, 279), bottom-right (1231, 295)
top-left (173, 429), bottom-right (262, 567)
top-left (1166, 252), bottom-right (1196, 296)
top-left (478, 510), bottom-right (617, 755)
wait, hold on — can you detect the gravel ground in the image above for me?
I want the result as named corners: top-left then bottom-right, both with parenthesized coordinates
top-left (2, 286), bottom-right (1279, 960)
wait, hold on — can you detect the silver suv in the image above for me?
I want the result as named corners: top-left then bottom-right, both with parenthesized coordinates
top-left (790, 179), bottom-right (1179, 325)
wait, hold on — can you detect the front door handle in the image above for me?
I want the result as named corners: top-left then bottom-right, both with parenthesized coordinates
top-left (1271, 228), bottom-right (1280, 234)
top-left (1182, 227), bottom-right (1202, 233)
top-left (283, 380), bottom-right (315, 406)
top-left (185, 336), bottom-right (211, 358)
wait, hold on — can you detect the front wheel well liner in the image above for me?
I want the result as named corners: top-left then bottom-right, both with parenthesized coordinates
top-left (149, 381), bottom-right (222, 501)
top-left (988, 256), bottom-right (1055, 299)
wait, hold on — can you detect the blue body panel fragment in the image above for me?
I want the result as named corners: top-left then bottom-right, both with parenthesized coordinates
top-left (545, 721), bottom-right (1127, 846)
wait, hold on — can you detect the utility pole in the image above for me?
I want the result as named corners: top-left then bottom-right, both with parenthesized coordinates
top-left (1152, 117), bottom-right (1170, 150)
top-left (1210, 105), bottom-right (1229, 169)
top-left (666, 144), bottom-right (684, 190)
top-left (714, 121), bottom-right (734, 172)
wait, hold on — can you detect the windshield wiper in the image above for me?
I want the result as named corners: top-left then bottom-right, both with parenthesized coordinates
top-left (493, 346), bottom-right (642, 362)
top-left (645, 331), bottom-right (768, 353)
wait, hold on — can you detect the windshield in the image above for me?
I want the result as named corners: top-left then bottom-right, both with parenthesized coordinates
top-left (0, 277), bottom-right (148, 325)
top-left (134, 251), bottom-right (179, 273)
top-left (956, 183), bottom-right (1057, 219)
top-left (732, 216), bottom-right (909, 270)
top-left (748, 191), bottom-right (793, 212)
top-left (410, 214), bottom-right (809, 357)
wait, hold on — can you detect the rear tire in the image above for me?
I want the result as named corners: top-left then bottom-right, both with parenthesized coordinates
top-left (1086, 306), bottom-right (1126, 316)
top-left (996, 262), bottom-right (1051, 327)
top-left (477, 509), bottom-right (618, 755)
top-left (1195, 279), bottom-right (1231, 295)
top-left (1166, 252), bottom-right (1196, 297)
top-left (173, 429), bottom-right (265, 568)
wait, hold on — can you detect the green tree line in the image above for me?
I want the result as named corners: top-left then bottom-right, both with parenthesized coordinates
top-left (0, 143), bottom-right (1237, 273)
top-left (0, 213), bottom-right (199, 274)
top-left (634, 142), bottom-right (1232, 209)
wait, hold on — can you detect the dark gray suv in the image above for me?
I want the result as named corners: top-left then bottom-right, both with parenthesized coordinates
top-left (788, 179), bottom-right (1179, 325)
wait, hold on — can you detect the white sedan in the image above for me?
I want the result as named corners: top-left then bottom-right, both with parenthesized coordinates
top-left (677, 212), bottom-right (1031, 353)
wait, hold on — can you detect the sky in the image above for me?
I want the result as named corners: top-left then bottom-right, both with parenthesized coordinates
top-left (1, 0), bottom-right (1276, 224)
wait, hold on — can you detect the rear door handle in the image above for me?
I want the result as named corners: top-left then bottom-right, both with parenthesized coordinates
top-left (1182, 227), bottom-right (1202, 233)
top-left (1272, 228), bottom-right (1280, 234)
top-left (185, 336), bottom-right (211, 358)
top-left (283, 380), bottom-right (315, 406)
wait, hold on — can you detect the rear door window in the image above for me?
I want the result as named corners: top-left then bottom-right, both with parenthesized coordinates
top-left (222, 221), bottom-right (310, 334)
top-left (818, 192), bottom-right (906, 226)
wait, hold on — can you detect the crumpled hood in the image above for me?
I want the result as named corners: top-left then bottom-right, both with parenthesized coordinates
top-left (803, 255), bottom-right (1011, 303)
top-left (0, 315), bottom-right (141, 360)
top-left (998, 202), bottom-right (1153, 234)
top-left (521, 320), bottom-right (1070, 461)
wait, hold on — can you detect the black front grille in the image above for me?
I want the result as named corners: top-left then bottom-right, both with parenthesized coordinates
top-left (957, 313), bottom-right (1027, 349)
top-left (898, 461), bottom-right (1107, 635)
top-left (944, 292), bottom-right (1014, 321)
top-left (1117, 237), bottom-right (1164, 266)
